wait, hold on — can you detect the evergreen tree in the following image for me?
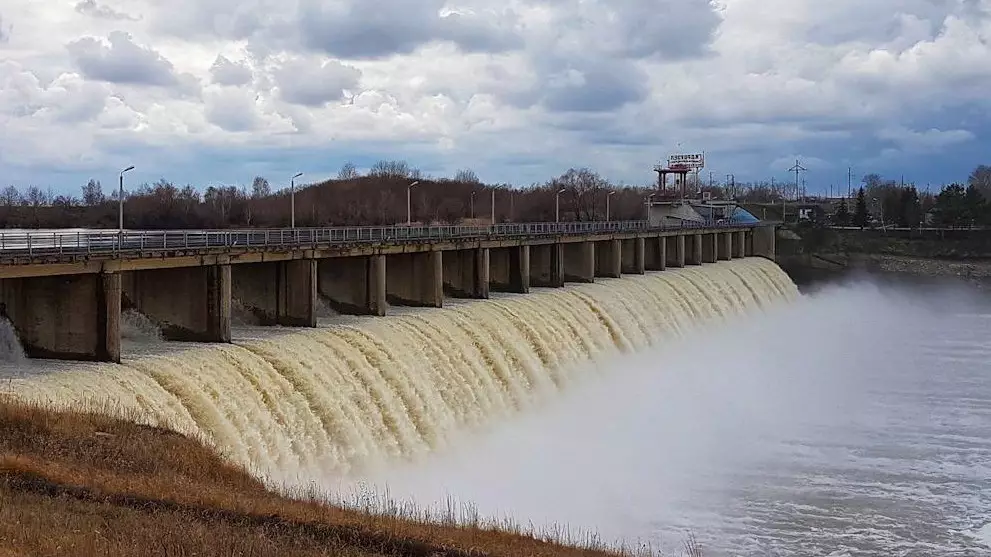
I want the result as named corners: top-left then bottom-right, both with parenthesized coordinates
top-left (964, 184), bottom-right (987, 226)
top-left (834, 197), bottom-right (850, 226)
top-left (933, 184), bottom-right (968, 226)
top-left (853, 187), bottom-right (869, 228)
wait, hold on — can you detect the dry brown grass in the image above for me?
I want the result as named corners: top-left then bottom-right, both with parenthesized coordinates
top-left (0, 398), bottom-right (630, 557)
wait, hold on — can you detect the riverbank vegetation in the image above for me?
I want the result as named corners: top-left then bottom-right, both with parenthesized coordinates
top-left (0, 398), bottom-right (680, 557)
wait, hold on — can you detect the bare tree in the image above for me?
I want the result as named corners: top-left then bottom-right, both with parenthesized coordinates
top-left (337, 162), bottom-right (359, 180)
top-left (251, 176), bottom-right (271, 199)
top-left (553, 168), bottom-right (609, 221)
top-left (369, 159), bottom-right (411, 179)
top-left (1, 186), bottom-right (21, 206)
top-left (454, 168), bottom-right (480, 183)
top-left (82, 179), bottom-right (104, 206)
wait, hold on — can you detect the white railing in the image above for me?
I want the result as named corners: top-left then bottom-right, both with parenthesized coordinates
top-left (0, 220), bottom-right (755, 258)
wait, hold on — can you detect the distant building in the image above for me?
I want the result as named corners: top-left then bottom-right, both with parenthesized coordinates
top-left (648, 199), bottom-right (761, 227)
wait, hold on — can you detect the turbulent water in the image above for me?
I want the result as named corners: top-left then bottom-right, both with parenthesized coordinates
top-left (3, 257), bottom-right (795, 485)
top-left (7, 257), bottom-right (987, 555)
top-left (342, 279), bottom-right (991, 556)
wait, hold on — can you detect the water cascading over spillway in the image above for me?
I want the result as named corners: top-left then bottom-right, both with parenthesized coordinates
top-left (8, 258), bottom-right (798, 485)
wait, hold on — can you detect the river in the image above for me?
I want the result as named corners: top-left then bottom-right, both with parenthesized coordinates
top-left (3, 261), bottom-right (989, 555)
top-left (341, 279), bottom-right (991, 556)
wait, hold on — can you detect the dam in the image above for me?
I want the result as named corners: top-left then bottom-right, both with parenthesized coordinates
top-left (6, 256), bottom-right (795, 481)
top-left (0, 222), bottom-right (775, 363)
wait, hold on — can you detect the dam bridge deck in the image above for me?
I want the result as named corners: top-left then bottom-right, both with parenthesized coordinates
top-left (0, 221), bottom-right (776, 363)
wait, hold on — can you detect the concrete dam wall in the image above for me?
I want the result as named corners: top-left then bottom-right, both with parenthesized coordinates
top-left (7, 258), bottom-right (798, 483)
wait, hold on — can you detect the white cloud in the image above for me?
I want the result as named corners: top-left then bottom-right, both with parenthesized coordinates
top-left (0, 0), bottom-right (989, 191)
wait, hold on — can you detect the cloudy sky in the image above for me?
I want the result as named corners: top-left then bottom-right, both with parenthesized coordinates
top-left (1, 0), bottom-right (990, 195)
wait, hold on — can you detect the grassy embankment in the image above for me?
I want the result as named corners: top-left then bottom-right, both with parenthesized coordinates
top-left (0, 398), bottom-right (675, 557)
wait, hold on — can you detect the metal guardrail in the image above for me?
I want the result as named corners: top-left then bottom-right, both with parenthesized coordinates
top-left (0, 220), bottom-right (756, 258)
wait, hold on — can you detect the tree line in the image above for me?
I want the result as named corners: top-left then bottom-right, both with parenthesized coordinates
top-left (831, 165), bottom-right (991, 228)
top-left (0, 162), bottom-right (657, 229)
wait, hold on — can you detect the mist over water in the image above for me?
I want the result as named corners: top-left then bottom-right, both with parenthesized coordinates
top-left (3, 259), bottom-right (989, 555)
top-left (346, 280), bottom-right (991, 556)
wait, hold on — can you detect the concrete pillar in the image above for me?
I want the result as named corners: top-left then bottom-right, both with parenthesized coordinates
top-left (595, 239), bottom-right (622, 278)
top-left (666, 236), bottom-right (686, 268)
top-left (621, 238), bottom-right (646, 274)
top-left (689, 234), bottom-right (703, 265)
top-left (735, 230), bottom-right (746, 258)
top-left (529, 244), bottom-right (564, 287)
top-left (317, 256), bottom-right (387, 316)
top-left (752, 225), bottom-right (777, 260)
top-left (718, 232), bottom-right (733, 261)
top-left (490, 246), bottom-right (530, 293)
top-left (123, 265), bottom-right (231, 343)
top-left (0, 272), bottom-right (121, 362)
top-left (443, 248), bottom-right (490, 299)
top-left (386, 251), bottom-right (443, 307)
top-left (233, 260), bottom-right (317, 327)
top-left (644, 237), bottom-right (666, 271)
top-left (563, 241), bottom-right (595, 283)
top-left (702, 233), bottom-right (718, 263)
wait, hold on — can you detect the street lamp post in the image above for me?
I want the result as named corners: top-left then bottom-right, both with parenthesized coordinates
top-left (490, 189), bottom-right (495, 225)
top-left (290, 172), bottom-right (303, 228)
top-left (606, 190), bottom-right (616, 221)
top-left (645, 193), bottom-right (655, 220)
top-left (406, 180), bottom-right (420, 226)
top-left (470, 191), bottom-right (476, 219)
top-left (555, 188), bottom-right (566, 223)
top-left (118, 165), bottom-right (135, 234)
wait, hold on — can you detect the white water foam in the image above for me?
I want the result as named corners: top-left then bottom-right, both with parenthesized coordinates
top-left (5, 258), bottom-right (796, 485)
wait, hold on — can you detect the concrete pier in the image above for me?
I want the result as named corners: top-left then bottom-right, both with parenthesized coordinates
top-left (529, 243), bottom-right (564, 287)
top-left (123, 265), bottom-right (231, 343)
top-left (689, 234), bottom-right (703, 265)
top-left (563, 242), bottom-right (595, 283)
top-left (735, 231), bottom-right (746, 258)
top-left (621, 238), bottom-right (646, 275)
top-left (595, 239), bottom-right (622, 278)
top-left (318, 255), bottom-right (387, 316)
top-left (644, 237), bottom-right (666, 271)
top-left (443, 248), bottom-right (490, 298)
top-left (752, 226), bottom-right (776, 260)
top-left (490, 246), bottom-right (530, 293)
top-left (386, 251), bottom-right (443, 307)
top-left (702, 233), bottom-right (718, 264)
top-left (718, 232), bottom-right (733, 261)
top-left (666, 236), bottom-right (686, 268)
top-left (233, 260), bottom-right (317, 327)
top-left (0, 273), bottom-right (121, 362)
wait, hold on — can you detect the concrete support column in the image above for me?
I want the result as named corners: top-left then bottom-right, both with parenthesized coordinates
top-left (666, 236), bottom-right (686, 268)
top-left (752, 225), bottom-right (777, 260)
top-left (644, 237), bottom-right (666, 271)
top-left (123, 265), bottom-right (231, 343)
top-left (718, 232), bottom-right (733, 261)
top-left (101, 272), bottom-right (122, 363)
top-left (207, 264), bottom-right (233, 343)
top-left (443, 248), bottom-right (490, 299)
top-left (318, 255), bottom-right (387, 316)
top-left (735, 231), bottom-right (746, 258)
top-left (0, 273), bottom-right (122, 362)
top-left (689, 234), bottom-right (703, 265)
top-left (702, 233), bottom-right (718, 263)
top-left (529, 244), bottom-right (564, 287)
top-left (621, 238), bottom-right (646, 274)
top-left (490, 246), bottom-right (530, 293)
top-left (563, 241), bottom-right (595, 283)
top-left (386, 251), bottom-right (443, 307)
top-left (595, 239), bottom-right (622, 278)
top-left (233, 260), bottom-right (317, 327)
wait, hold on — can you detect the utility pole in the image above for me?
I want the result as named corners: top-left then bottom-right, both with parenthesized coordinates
top-left (490, 189), bottom-right (495, 224)
top-left (848, 166), bottom-right (853, 198)
top-left (789, 159), bottom-right (806, 201)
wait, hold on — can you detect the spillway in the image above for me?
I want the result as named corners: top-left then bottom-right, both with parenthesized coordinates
top-left (5, 258), bottom-right (797, 485)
